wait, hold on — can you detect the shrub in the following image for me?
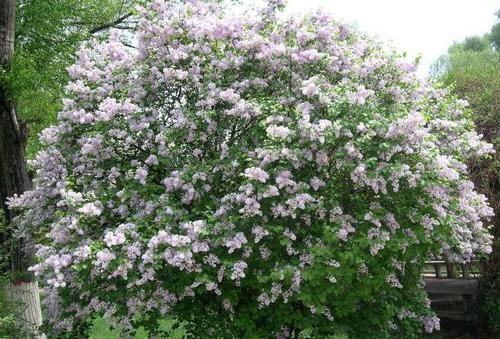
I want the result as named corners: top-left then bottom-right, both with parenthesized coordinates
top-left (9, 0), bottom-right (494, 337)
top-left (479, 282), bottom-right (500, 333)
top-left (0, 277), bottom-right (16, 339)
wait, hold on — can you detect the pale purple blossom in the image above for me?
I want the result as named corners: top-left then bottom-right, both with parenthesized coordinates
top-left (347, 85), bottom-right (374, 105)
top-left (231, 261), bottom-right (248, 280)
top-left (219, 88), bottom-right (240, 103)
top-left (145, 155), bottom-right (159, 165)
top-left (266, 125), bottom-right (292, 139)
top-left (78, 202), bottom-right (102, 217)
top-left (104, 231), bottom-right (126, 247)
top-left (95, 249), bottom-right (116, 270)
top-left (301, 80), bottom-right (320, 97)
top-left (134, 167), bottom-right (148, 185)
top-left (309, 177), bottom-right (325, 191)
top-left (225, 232), bottom-right (248, 253)
top-left (244, 167), bottom-right (269, 183)
top-left (252, 225), bottom-right (269, 243)
top-left (423, 316), bottom-right (440, 333)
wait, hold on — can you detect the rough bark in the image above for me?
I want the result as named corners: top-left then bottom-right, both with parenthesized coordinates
top-left (7, 281), bottom-right (45, 338)
top-left (0, 0), bottom-right (33, 275)
top-left (0, 0), bottom-right (15, 67)
top-left (1, 1), bottom-right (43, 337)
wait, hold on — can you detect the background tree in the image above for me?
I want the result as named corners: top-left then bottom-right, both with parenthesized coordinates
top-left (432, 10), bottom-right (500, 334)
top-left (13, 0), bottom-right (137, 156)
top-left (490, 10), bottom-right (500, 50)
top-left (0, 0), bottom-right (136, 336)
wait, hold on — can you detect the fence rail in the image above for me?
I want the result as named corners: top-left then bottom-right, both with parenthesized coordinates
top-left (423, 258), bottom-right (481, 279)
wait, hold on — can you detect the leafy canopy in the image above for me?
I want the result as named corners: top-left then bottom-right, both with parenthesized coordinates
top-left (3, 0), bottom-right (137, 156)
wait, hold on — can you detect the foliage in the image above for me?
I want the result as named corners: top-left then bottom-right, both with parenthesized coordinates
top-left (88, 316), bottom-right (186, 338)
top-left (0, 213), bottom-right (16, 338)
top-left (460, 36), bottom-right (490, 52)
top-left (0, 277), bottom-right (16, 339)
top-left (9, 0), bottom-right (495, 337)
top-left (478, 282), bottom-right (500, 333)
top-left (89, 317), bottom-right (123, 339)
top-left (432, 50), bottom-right (499, 145)
top-left (490, 10), bottom-right (500, 50)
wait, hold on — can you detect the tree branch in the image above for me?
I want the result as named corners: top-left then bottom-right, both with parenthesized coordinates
top-left (89, 12), bottom-right (133, 34)
top-left (114, 25), bottom-right (135, 30)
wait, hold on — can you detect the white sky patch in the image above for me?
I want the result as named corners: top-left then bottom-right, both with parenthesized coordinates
top-left (284, 0), bottom-right (500, 77)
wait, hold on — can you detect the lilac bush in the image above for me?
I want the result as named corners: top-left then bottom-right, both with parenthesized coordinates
top-left (9, 0), bottom-right (494, 337)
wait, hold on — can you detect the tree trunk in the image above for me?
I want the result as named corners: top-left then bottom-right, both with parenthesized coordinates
top-left (0, 1), bottom-right (44, 337)
top-left (6, 281), bottom-right (45, 338)
top-left (0, 0), bottom-right (15, 67)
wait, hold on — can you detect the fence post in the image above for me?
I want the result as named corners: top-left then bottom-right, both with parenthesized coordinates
top-left (462, 264), bottom-right (470, 279)
top-left (433, 263), bottom-right (443, 278)
top-left (443, 253), bottom-right (457, 278)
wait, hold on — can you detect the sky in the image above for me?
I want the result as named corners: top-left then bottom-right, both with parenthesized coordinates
top-left (282, 0), bottom-right (500, 77)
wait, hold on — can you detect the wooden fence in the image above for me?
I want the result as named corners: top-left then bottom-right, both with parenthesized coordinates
top-left (423, 258), bottom-right (481, 279)
top-left (423, 258), bottom-right (481, 322)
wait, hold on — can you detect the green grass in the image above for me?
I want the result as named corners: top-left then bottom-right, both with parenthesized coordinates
top-left (88, 317), bottom-right (187, 339)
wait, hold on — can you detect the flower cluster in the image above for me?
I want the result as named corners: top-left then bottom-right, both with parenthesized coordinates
top-left (10, 0), bottom-right (494, 337)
